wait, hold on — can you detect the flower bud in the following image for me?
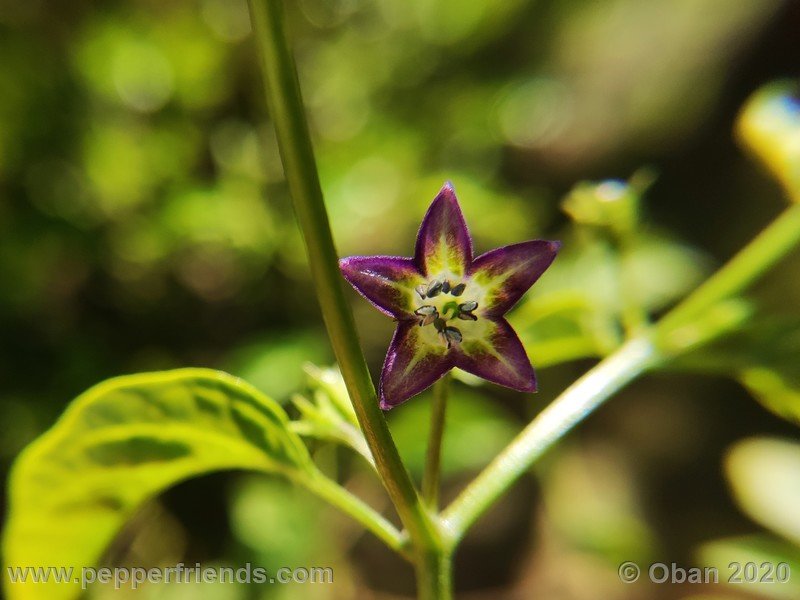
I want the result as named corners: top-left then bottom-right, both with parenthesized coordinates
top-left (561, 171), bottom-right (652, 234)
top-left (736, 81), bottom-right (800, 200)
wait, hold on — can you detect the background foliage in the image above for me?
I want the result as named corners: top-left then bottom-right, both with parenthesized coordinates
top-left (2, 0), bottom-right (800, 598)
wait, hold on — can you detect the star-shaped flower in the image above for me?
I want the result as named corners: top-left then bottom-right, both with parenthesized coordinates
top-left (339, 183), bottom-right (560, 410)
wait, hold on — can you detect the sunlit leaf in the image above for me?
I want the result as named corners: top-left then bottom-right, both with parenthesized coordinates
top-left (726, 438), bottom-right (800, 546)
top-left (2, 369), bottom-right (314, 600)
top-left (288, 366), bottom-right (371, 467)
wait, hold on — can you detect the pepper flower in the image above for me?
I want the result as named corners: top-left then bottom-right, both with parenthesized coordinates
top-left (339, 183), bottom-right (560, 409)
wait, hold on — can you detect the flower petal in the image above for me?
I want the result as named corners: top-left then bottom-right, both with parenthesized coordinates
top-left (414, 182), bottom-right (473, 278)
top-left (469, 240), bottom-right (560, 317)
top-left (339, 256), bottom-right (424, 318)
top-left (453, 318), bottom-right (536, 393)
top-left (380, 322), bottom-right (453, 409)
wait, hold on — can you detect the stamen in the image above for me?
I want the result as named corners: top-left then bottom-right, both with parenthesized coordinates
top-left (414, 305), bottom-right (438, 326)
top-left (439, 325), bottom-right (462, 348)
top-left (426, 280), bottom-right (443, 297)
top-left (416, 282), bottom-right (477, 336)
top-left (445, 326), bottom-right (462, 342)
top-left (457, 300), bottom-right (478, 321)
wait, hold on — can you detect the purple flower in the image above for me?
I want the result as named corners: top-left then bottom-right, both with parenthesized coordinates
top-left (339, 183), bottom-right (560, 410)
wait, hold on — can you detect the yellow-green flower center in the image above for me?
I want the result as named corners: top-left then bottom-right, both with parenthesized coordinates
top-left (413, 278), bottom-right (479, 348)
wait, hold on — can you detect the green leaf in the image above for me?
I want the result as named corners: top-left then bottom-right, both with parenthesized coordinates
top-left (289, 392), bottom-right (373, 468)
top-left (671, 317), bottom-right (800, 426)
top-left (726, 438), bottom-right (800, 546)
top-left (741, 368), bottom-right (800, 426)
top-left (2, 369), bottom-right (314, 600)
top-left (303, 364), bottom-right (359, 428)
top-left (736, 321), bottom-right (800, 426)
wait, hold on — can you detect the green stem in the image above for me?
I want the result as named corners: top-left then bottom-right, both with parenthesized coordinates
top-left (303, 471), bottom-right (410, 559)
top-left (441, 337), bottom-right (656, 544)
top-left (415, 548), bottom-right (453, 600)
top-left (247, 0), bottom-right (439, 551)
top-left (422, 374), bottom-right (450, 509)
top-left (618, 235), bottom-right (650, 337)
top-left (657, 203), bottom-right (800, 335)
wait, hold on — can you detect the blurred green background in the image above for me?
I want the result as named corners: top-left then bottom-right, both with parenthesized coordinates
top-left (2, 0), bottom-right (800, 598)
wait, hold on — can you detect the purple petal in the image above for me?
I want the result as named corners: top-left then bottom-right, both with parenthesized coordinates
top-left (380, 322), bottom-right (453, 410)
top-left (339, 256), bottom-right (424, 318)
top-left (469, 240), bottom-right (560, 317)
top-left (453, 318), bottom-right (536, 393)
top-left (414, 182), bottom-right (473, 278)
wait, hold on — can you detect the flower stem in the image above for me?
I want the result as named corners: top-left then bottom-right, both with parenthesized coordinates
top-left (440, 337), bottom-right (656, 544)
top-left (618, 236), bottom-right (650, 337)
top-left (422, 374), bottom-right (450, 509)
top-left (302, 471), bottom-right (410, 559)
top-left (247, 0), bottom-right (439, 551)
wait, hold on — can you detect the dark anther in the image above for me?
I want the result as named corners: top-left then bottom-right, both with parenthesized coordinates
top-left (416, 285), bottom-right (427, 300)
top-left (441, 280), bottom-right (451, 293)
top-left (414, 305), bottom-right (438, 326)
top-left (457, 301), bottom-right (478, 321)
top-left (446, 326), bottom-right (463, 343)
top-left (451, 283), bottom-right (466, 296)
top-left (426, 280), bottom-right (443, 297)
top-left (439, 325), bottom-right (462, 348)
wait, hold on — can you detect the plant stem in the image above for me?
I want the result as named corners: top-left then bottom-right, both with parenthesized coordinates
top-left (247, 0), bottom-right (439, 551)
top-left (441, 337), bottom-right (656, 544)
top-left (302, 471), bottom-right (410, 559)
top-left (415, 548), bottom-right (453, 600)
top-left (422, 374), bottom-right (449, 509)
top-left (618, 236), bottom-right (650, 337)
top-left (657, 203), bottom-right (800, 335)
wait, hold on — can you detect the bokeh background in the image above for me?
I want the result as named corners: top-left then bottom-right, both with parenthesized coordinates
top-left (2, 0), bottom-right (800, 598)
